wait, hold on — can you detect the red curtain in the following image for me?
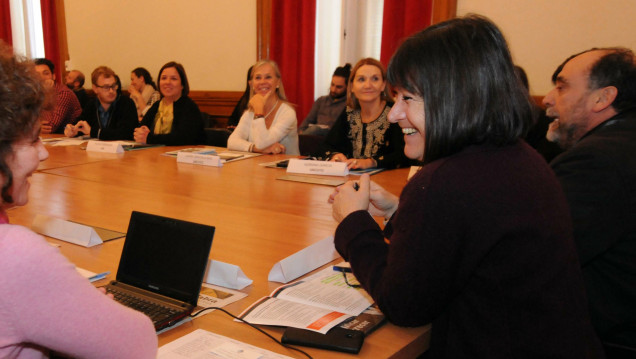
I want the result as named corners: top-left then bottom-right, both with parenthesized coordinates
top-left (269, 0), bottom-right (316, 125)
top-left (40, 0), bottom-right (61, 81)
top-left (380, 0), bottom-right (433, 67)
top-left (0, 0), bottom-right (12, 45)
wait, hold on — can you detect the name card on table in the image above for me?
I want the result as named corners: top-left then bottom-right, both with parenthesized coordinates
top-left (268, 236), bottom-right (340, 283)
top-left (32, 214), bottom-right (103, 247)
top-left (286, 159), bottom-right (348, 176)
top-left (204, 260), bottom-right (253, 290)
top-left (177, 152), bottom-right (222, 167)
top-left (86, 140), bottom-right (124, 153)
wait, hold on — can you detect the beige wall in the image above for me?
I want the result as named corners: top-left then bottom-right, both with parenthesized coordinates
top-left (65, 1), bottom-right (636, 95)
top-left (457, 0), bottom-right (636, 96)
top-left (64, 0), bottom-right (256, 91)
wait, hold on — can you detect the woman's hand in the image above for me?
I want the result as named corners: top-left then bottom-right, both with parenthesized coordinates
top-left (134, 126), bottom-right (150, 144)
top-left (328, 174), bottom-right (399, 221)
top-left (346, 158), bottom-right (376, 170)
top-left (329, 174), bottom-right (371, 223)
top-left (329, 153), bottom-right (348, 163)
top-left (248, 90), bottom-right (272, 115)
top-left (254, 142), bottom-right (285, 154)
top-left (367, 179), bottom-right (399, 219)
top-left (128, 85), bottom-right (140, 97)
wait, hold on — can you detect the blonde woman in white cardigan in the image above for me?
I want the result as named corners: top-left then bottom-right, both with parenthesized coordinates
top-left (228, 60), bottom-right (299, 155)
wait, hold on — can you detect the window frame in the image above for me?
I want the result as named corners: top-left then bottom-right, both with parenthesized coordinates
top-left (256, 0), bottom-right (456, 61)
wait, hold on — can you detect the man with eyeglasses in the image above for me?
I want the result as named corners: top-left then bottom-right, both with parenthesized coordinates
top-left (34, 58), bottom-right (82, 134)
top-left (65, 66), bottom-right (137, 140)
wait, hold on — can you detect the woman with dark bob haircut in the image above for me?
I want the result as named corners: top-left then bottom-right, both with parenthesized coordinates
top-left (135, 61), bottom-right (205, 145)
top-left (329, 16), bottom-right (603, 358)
top-left (0, 42), bottom-right (157, 358)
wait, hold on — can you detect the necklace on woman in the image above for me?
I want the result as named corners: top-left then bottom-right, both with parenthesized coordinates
top-left (264, 100), bottom-right (279, 118)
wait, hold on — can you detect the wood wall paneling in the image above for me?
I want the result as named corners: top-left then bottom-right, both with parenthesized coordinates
top-left (432, 0), bottom-right (458, 25)
top-left (189, 90), bottom-right (243, 127)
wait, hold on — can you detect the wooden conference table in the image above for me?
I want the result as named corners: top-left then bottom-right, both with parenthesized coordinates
top-left (9, 143), bottom-right (430, 358)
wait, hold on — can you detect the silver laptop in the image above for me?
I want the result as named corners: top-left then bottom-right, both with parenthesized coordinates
top-left (103, 211), bottom-right (214, 331)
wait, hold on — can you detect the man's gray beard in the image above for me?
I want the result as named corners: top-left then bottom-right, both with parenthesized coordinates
top-left (547, 121), bottom-right (585, 150)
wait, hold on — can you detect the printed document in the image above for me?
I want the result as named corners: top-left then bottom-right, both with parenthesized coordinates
top-left (238, 267), bottom-right (373, 334)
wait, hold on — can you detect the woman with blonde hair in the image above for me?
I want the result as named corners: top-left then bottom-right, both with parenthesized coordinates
top-left (227, 59), bottom-right (299, 155)
top-left (318, 58), bottom-right (408, 169)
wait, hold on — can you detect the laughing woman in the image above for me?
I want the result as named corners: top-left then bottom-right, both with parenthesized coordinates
top-left (227, 60), bottom-right (299, 155)
top-left (0, 42), bottom-right (157, 358)
top-left (328, 16), bottom-right (603, 358)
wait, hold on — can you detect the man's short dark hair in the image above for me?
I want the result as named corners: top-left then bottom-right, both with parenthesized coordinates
top-left (333, 63), bottom-right (351, 81)
top-left (589, 48), bottom-right (636, 112)
top-left (34, 58), bottom-right (54, 72)
top-left (551, 47), bottom-right (636, 112)
top-left (387, 15), bottom-right (533, 164)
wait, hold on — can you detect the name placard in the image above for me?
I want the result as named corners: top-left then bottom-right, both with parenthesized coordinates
top-left (177, 152), bottom-right (222, 167)
top-left (32, 214), bottom-right (103, 247)
top-left (286, 159), bottom-right (348, 176)
top-left (86, 140), bottom-right (124, 153)
top-left (268, 236), bottom-right (339, 283)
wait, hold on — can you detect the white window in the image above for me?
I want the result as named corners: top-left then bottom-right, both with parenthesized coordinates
top-left (9, 0), bottom-right (45, 58)
top-left (314, 0), bottom-right (384, 99)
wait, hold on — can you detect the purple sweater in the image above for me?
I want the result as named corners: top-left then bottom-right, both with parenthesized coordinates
top-left (0, 221), bottom-right (157, 358)
top-left (335, 142), bottom-right (603, 358)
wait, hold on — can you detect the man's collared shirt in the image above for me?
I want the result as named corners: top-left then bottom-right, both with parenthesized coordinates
top-left (97, 96), bottom-right (119, 128)
top-left (299, 95), bottom-right (347, 133)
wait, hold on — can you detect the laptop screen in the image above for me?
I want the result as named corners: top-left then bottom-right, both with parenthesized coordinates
top-left (116, 211), bottom-right (214, 305)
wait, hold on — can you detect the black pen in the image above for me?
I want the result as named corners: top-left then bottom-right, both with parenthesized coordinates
top-left (353, 182), bottom-right (360, 191)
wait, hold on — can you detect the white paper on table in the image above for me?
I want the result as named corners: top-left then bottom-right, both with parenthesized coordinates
top-left (268, 236), bottom-right (339, 283)
top-left (86, 140), bottom-right (124, 153)
top-left (204, 260), bottom-right (253, 290)
top-left (157, 329), bottom-right (293, 359)
top-left (286, 159), bottom-right (348, 176)
top-left (50, 138), bottom-right (89, 146)
top-left (32, 214), bottom-right (103, 247)
top-left (176, 152), bottom-right (222, 167)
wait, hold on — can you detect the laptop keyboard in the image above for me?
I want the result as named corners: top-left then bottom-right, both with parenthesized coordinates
top-left (107, 287), bottom-right (180, 323)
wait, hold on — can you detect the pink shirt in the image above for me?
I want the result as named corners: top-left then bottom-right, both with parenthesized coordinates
top-left (0, 221), bottom-right (157, 358)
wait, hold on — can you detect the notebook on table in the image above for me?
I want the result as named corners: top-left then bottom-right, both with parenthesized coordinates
top-left (102, 211), bottom-right (214, 331)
